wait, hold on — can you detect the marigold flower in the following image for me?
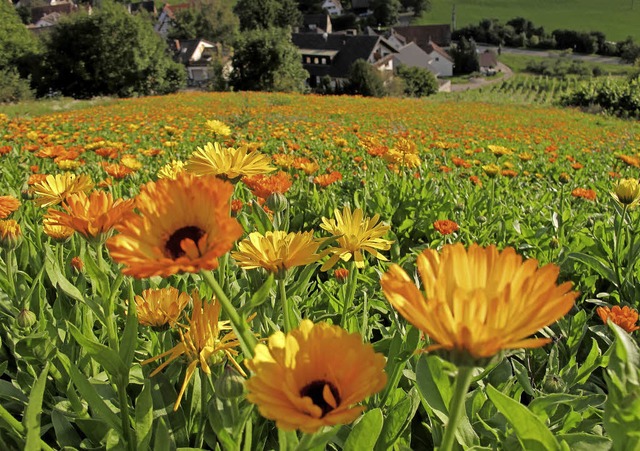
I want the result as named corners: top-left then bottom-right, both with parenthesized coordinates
top-left (243, 172), bottom-right (292, 199)
top-left (488, 145), bottom-right (512, 156)
top-left (42, 217), bottom-right (75, 241)
top-left (501, 169), bottom-right (518, 178)
top-left (433, 219), bottom-right (459, 235)
top-left (231, 230), bottom-right (322, 278)
top-left (0, 219), bottom-right (22, 249)
top-left (205, 119), bottom-right (232, 137)
top-left (186, 142), bottom-right (274, 182)
top-left (571, 188), bottom-right (597, 201)
top-left (482, 164), bottom-right (500, 178)
top-left (319, 206), bottom-right (393, 271)
top-left (44, 191), bottom-right (135, 242)
top-left (334, 268), bottom-right (350, 282)
top-left (135, 287), bottom-right (190, 328)
top-left (611, 178), bottom-right (640, 207)
top-left (245, 320), bottom-right (387, 433)
top-left (0, 196), bottom-right (20, 219)
top-left (71, 256), bottom-right (84, 272)
top-left (157, 160), bottom-right (186, 180)
top-left (107, 173), bottom-right (243, 278)
top-left (31, 173), bottom-right (94, 207)
top-left (381, 244), bottom-right (578, 365)
top-left (142, 291), bottom-right (246, 410)
top-left (596, 305), bottom-right (639, 333)
top-left (313, 171), bottom-right (343, 187)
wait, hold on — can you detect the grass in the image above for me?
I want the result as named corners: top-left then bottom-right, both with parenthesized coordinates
top-left (0, 96), bottom-right (118, 118)
top-left (417, 0), bottom-right (640, 42)
top-left (498, 53), bottom-right (638, 76)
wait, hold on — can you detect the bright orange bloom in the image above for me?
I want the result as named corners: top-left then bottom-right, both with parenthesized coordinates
top-left (313, 171), bottom-right (343, 187)
top-left (243, 172), bottom-right (292, 199)
top-left (571, 188), bottom-right (597, 201)
top-left (0, 196), bottom-right (20, 219)
top-left (597, 305), bottom-right (639, 333)
top-left (433, 219), bottom-right (459, 235)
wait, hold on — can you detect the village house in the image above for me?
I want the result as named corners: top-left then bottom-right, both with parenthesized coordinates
top-left (170, 39), bottom-right (228, 86)
top-left (321, 0), bottom-right (342, 16)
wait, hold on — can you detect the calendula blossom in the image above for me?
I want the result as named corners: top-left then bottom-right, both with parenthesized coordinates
top-left (245, 320), bottom-right (387, 433)
top-left (319, 206), bottom-right (393, 271)
top-left (597, 305), bottom-right (639, 333)
top-left (381, 243), bottom-right (578, 365)
top-left (135, 287), bottom-right (191, 328)
top-left (205, 119), bottom-right (232, 137)
top-left (31, 173), bottom-right (94, 207)
top-left (185, 142), bottom-right (275, 182)
top-left (611, 178), bottom-right (640, 207)
top-left (0, 196), bottom-right (20, 219)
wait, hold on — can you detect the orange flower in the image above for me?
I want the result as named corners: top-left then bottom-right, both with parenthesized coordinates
top-left (433, 219), bottom-right (459, 235)
top-left (597, 305), bottom-right (639, 333)
top-left (243, 172), bottom-right (292, 199)
top-left (334, 268), bottom-right (350, 282)
top-left (0, 196), bottom-right (20, 219)
top-left (313, 171), bottom-right (343, 188)
top-left (571, 188), bottom-right (597, 201)
top-left (71, 256), bottom-right (84, 272)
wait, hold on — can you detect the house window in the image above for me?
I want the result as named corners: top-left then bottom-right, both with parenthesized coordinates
top-left (321, 57), bottom-right (327, 64)
top-left (314, 57), bottom-right (319, 64)
top-left (305, 56), bottom-right (311, 63)
top-left (435, 57), bottom-right (439, 61)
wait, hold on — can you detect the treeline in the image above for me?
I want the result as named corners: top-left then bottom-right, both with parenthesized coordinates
top-left (453, 17), bottom-right (640, 63)
top-left (561, 75), bottom-right (640, 119)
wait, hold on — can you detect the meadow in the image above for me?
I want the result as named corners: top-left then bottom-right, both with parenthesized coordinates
top-left (0, 91), bottom-right (639, 450)
top-left (422, 0), bottom-right (640, 42)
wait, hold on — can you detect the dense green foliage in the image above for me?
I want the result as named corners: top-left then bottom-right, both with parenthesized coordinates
top-left (234, 0), bottom-right (301, 31)
top-left (450, 37), bottom-right (480, 75)
top-left (346, 59), bottom-right (387, 97)
top-left (167, 0), bottom-right (238, 44)
top-left (396, 65), bottom-right (439, 97)
top-left (39, 1), bottom-right (185, 98)
top-left (561, 75), bottom-right (640, 118)
top-left (230, 28), bottom-right (308, 92)
top-left (371, 0), bottom-right (401, 27)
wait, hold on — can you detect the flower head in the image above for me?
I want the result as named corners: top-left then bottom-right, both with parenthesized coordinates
top-left (107, 173), bottom-right (243, 278)
top-left (571, 188), bottom-right (597, 201)
top-left (157, 160), bottom-right (186, 180)
top-left (142, 291), bottom-right (245, 410)
top-left (381, 244), bottom-right (578, 365)
top-left (135, 287), bottom-right (191, 328)
top-left (0, 196), bottom-right (20, 219)
top-left (319, 206), bottom-right (393, 271)
top-left (31, 173), bottom-right (94, 207)
top-left (185, 142), bottom-right (274, 182)
top-left (205, 119), bottom-right (232, 137)
top-left (245, 320), bottom-right (387, 433)
top-left (0, 219), bottom-right (22, 249)
top-left (232, 230), bottom-right (322, 278)
top-left (434, 219), bottom-right (459, 235)
top-left (597, 305), bottom-right (639, 333)
top-left (482, 164), bottom-right (500, 178)
top-left (611, 178), bottom-right (640, 207)
top-left (243, 172), bottom-right (292, 199)
top-left (42, 217), bottom-right (75, 241)
top-left (44, 191), bottom-right (135, 243)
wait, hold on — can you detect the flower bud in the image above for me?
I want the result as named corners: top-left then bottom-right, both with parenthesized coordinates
top-left (16, 308), bottom-right (37, 329)
top-left (215, 365), bottom-right (245, 399)
top-left (542, 374), bottom-right (566, 393)
top-left (266, 192), bottom-right (288, 213)
top-left (0, 219), bottom-right (22, 250)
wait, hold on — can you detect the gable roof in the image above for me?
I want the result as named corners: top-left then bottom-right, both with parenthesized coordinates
top-left (393, 42), bottom-right (431, 69)
top-left (170, 39), bottom-right (219, 65)
top-left (424, 40), bottom-right (453, 62)
top-left (479, 49), bottom-right (498, 67)
top-left (292, 33), bottom-right (396, 78)
top-left (392, 24), bottom-right (451, 48)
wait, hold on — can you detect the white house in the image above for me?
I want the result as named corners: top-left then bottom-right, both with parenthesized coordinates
top-left (424, 40), bottom-right (454, 77)
top-left (321, 0), bottom-right (342, 16)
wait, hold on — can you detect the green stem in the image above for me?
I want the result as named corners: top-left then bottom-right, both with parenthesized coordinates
top-left (340, 261), bottom-right (358, 330)
top-left (3, 249), bottom-right (16, 300)
top-left (117, 378), bottom-right (134, 451)
top-left (196, 371), bottom-right (208, 448)
top-left (201, 270), bottom-right (258, 358)
top-left (613, 205), bottom-right (627, 288)
top-left (279, 278), bottom-right (295, 333)
top-left (0, 404), bottom-right (55, 451)
top-left (440, 366), bottom-right (474, 451)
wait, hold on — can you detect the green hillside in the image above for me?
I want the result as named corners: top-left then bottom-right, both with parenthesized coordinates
top-left (419, 0), bottom-right (640, 42)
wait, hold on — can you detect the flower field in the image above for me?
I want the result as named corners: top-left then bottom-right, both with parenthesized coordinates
top-left (1, 91), bottom-right (640, 450)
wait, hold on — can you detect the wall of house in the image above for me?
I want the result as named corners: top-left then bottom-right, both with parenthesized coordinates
top-left (427, 53), bottom-right (453, 77)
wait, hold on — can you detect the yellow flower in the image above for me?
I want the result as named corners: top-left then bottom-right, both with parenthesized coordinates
top-left (488, 145), bottom-right (512, 156)
top-left (185, 142), bottom-right (275, 182)
top-left (44, 191), bottom-right (135, 243)
top-left (231, 230), bottom-right (322, 277)
top-left (120, 154), bottom-right (143, 171)
top-left (107, 172), bottom-right (243, 278)
top-left (482, 164), bottom-right (500, 178)
top-left (157, 160), bottom-right (186, 180)
top-left (135, 287), bottom-right (191, 328)
top-left (31, 173), bottom-right (94, 207)
top-left (42, 217), bottom-right (75, 241)
top-left (205, 119), bottom-right (232, 137)
top-left (319, 206), bottom-right (393, 271)
top-left (381, 243), bottom-right (578, 365)
top-left (142, 291), bottom-right (246, 411)
top-left (384, 138), bottom-right (421, 168)
top-left (245, 320), bottom-right (387, 433)
top-left (0, 219), bottom-right (22, 249)
top-left (611, 178), bottom-right (640, 207)
top-left (597, 305), bottom-right (639, 333)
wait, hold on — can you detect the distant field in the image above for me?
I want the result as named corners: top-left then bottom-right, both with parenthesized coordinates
top-left (418, 0), bottom-right (640, 42)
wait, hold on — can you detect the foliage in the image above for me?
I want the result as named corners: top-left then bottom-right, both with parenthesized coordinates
top-left (230, 28), bottom-right (308, 92)
top-left (450, 37), bottom-right (480, 75)
top-left (401, 0), bottom-right (431, 17)
top-left (370, 0), bottom-right (401, 27)
top-left (38, 0), bottom-right (185, 99)
top-left (167, 0), bottom-right (239, 44)
top-left (0, 68), bottom-right (33, 103)
top-left (234, 0), bottom-right (302, 31)
top-left (346, 59), bottom-right (387, 97)
top-left (561, 76), bottom-right (640, 119)
top-left (396, 65), bottom-right (438, 97)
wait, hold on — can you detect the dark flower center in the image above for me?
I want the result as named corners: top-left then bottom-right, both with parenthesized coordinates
top-left (300, 380), bottom-right (340, 417)
top-left (165, 226), bottom-right (205, 259)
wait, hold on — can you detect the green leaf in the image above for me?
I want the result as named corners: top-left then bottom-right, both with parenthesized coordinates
top-left (374, 389), bottom-right (419, 451)
top-left (68, 364), bottom-right (122, 433)
top-left (567, 252), bottom-right (616, 284)
top-left (44, 249), bottom-right (85, 302)
top-left (511, 359), bottom-right (535, 396)
top-left (51, 410), bottom-right (82, 448)
top-left (153, 417), bottom-right (174, 451)
top-left (415, 354), bottom-right (452, 422)
top-left (486, 384), bottom-right (561, 451)
top-left (572, 338), bottom-right (605, 386)
top-left (119, 291), bottom-right (138, 371)
top-left (241, 273), bottom-right (274, 313)
top-left (208, 397), bottom-right (239, 451)
top-left (23, 362), bottom-right (49, 450)
top-left (67, 322), bottom-right (127, 377)
top-left (82, 246), bottom-right (110, 297)
top-left (344, 408), bottom-right (383, 451)
top-left (135, 381), bottom-right (153, 451)
top-left (558, 433), bottom-right (612, 451)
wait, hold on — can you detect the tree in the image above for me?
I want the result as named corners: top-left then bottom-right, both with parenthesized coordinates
top-left (230, 28), bottom-right (308, 92)
top-left (396, 65), bottom-right (438, 97)
top-left (346, 59), bottom-right (386, 97)
top-left (450, 37), bottom-right (479, 75)
top-left (400, 0), bottom-right (431, 17)
top-left (0, 0), bottom-right (41, 101)
top-left (370, 0), bottom-right (401, 27)
top-left (168, 0), bottom-right (238, 44)
top-left (40, 0), bottom-right (185, 98)
top-left (234, 0), bottom-right (302, 31)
